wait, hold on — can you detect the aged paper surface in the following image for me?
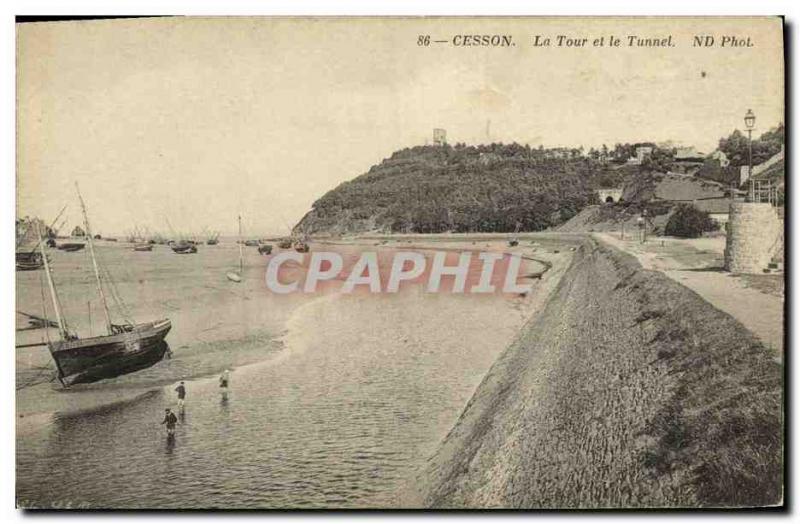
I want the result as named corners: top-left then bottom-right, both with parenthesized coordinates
top-left (16, 16), bottom-right (784, 509)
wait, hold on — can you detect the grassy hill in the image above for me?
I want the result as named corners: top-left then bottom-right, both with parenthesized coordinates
top-left (294, 143), bottom-right (629, 235)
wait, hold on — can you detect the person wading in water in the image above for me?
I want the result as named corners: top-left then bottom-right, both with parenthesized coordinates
top-left (161, 408), bottom-right (178, 436)
top-left (175, 381), bottom-right (186, 409)
top-left (220, 369), bottom-right (230, 400)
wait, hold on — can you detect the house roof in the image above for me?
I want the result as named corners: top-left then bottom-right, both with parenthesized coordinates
top-left (692, 197), bottom-right (732, 214)
top-left (675, 147), bottom-right (706, 161)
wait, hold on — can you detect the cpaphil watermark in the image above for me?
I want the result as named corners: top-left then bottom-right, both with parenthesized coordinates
top-left (265, 250), bottom-right (534, 295)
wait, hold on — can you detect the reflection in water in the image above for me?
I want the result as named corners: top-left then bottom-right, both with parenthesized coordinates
top-left (165, 434), bottom-right (176, 454)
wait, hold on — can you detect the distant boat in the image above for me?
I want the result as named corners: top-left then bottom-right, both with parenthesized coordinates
top-left (133, 243), bottom-right (153, 252)
top-left (16, 251), bottom-right (45, 271)
top-left (258, 244), bottom-right (273, 255)
top-left (206, 231), bottom-right (220, 245)
top-left (244, 239), bottom-right (259, 247)
top-left (36, 184), bottom-right (172, 387)
top-left (294, 240), bottom-right (310, 253)
top-left (57, 242), bottom-right (86, 252)
top-left (227, 215), bottom-right (245, 283)
top-left (508, 221), bottom-right (521, 247)
top-left (277, 238), bottom-right (292, 249)
top-left (17, 310), bottom-right (58, 331)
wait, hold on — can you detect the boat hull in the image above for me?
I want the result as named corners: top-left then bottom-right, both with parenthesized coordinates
top-left (48, 320), bottom-right (172, 386)
top-left (57, 243), bottom-right (86, 252)
top-left (16, 252), bottom-right (45, 271)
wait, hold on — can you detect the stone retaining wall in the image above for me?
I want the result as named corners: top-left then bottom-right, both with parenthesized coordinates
top-left (724, 202), bottom-right (782, 273)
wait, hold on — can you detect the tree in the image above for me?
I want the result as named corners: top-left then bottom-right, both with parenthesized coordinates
top-left (642, 147), bottom-right (675, 173)
top-left (718, 124), bottom-right (785, 167)
top-left (664, 204), bottom-right (718, 238)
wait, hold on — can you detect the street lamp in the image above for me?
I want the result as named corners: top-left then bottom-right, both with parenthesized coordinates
top-left (744, 109), bottom-right (756, 193)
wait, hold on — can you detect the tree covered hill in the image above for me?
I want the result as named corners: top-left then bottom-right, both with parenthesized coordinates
top-left (294, 143), bottom-right (631, 235)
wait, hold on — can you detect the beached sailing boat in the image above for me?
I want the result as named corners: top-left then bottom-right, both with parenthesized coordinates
top-left (38, 184), bottom-right (172, 387)
top-left (226, 215), bottom-right (244, 283)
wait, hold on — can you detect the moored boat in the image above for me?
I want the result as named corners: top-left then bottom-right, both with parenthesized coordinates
top-left (49, 321), bottom-right (171, 386)
top-left (37, 184), bottom-right (172, 387)
top-left (57, 242), bottom-right (86, 252)
top-left (171, 241), bottom-right (197, 254)
top-left (133, 243), bottom-right (153, 252)
top-left (227, 215), bottom-right (245, 283)
top-left (16, 251), bottom-right (45, 271)
top-left (508, 221), bottom-right (521, 247)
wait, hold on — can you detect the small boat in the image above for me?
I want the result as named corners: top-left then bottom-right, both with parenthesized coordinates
top-left (16, 251), bottom-right (45, 271)
top-left (133, 243), bottom-right (153, 252)
top-left (277, 238), bottom-right (292, 249)
top-left (258, 244), bottom-right (273, 255)
top-left (36, 185), bottom-right (172, 387)
top-left (17, 310), bottom-right (59, 330)
top-left (227, 215), bottom-right (245, 283)
top-left (508, 221), bottom-right (521, 247)
top-left (57, 242), bottom-right (86, 252)
top-left (206, 231), bottom-right (220, 245)
top-left (294, 241), bottom-right (310, 253)
top-left (244, 239), bottom-right (259, 247)
top-left (171, 241), bottom-right (197, 254)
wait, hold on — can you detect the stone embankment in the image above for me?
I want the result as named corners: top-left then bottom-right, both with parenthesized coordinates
top-left (415, 236), bottom-right (782, 508)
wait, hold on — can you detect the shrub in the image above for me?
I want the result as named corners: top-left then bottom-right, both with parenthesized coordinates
top-left (664, 204), bottom-right (718, 238)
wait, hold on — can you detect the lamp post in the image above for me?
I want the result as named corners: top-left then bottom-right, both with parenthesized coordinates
top-left (744, 109), bottom-right (756, 199)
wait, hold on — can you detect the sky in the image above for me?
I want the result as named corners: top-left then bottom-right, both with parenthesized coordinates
top-left (17, 17), bottom-right (784, 236)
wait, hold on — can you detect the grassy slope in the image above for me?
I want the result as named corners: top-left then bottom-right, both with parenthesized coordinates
top-left (416, 238), bottom-right (782, 508)
top-left (295, 145), bottom-right (628, 235)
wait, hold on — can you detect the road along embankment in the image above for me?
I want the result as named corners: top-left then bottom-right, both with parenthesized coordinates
top-left (414, 237), bottom-right (782, 508)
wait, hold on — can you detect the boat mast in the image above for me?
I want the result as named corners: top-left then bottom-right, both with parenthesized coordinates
top-left (76, 183), bottom-right (113, 334)
top-left (238, 215), bottom-right (243, 274)
top-left (37, 224), bottom-right (69, 340)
